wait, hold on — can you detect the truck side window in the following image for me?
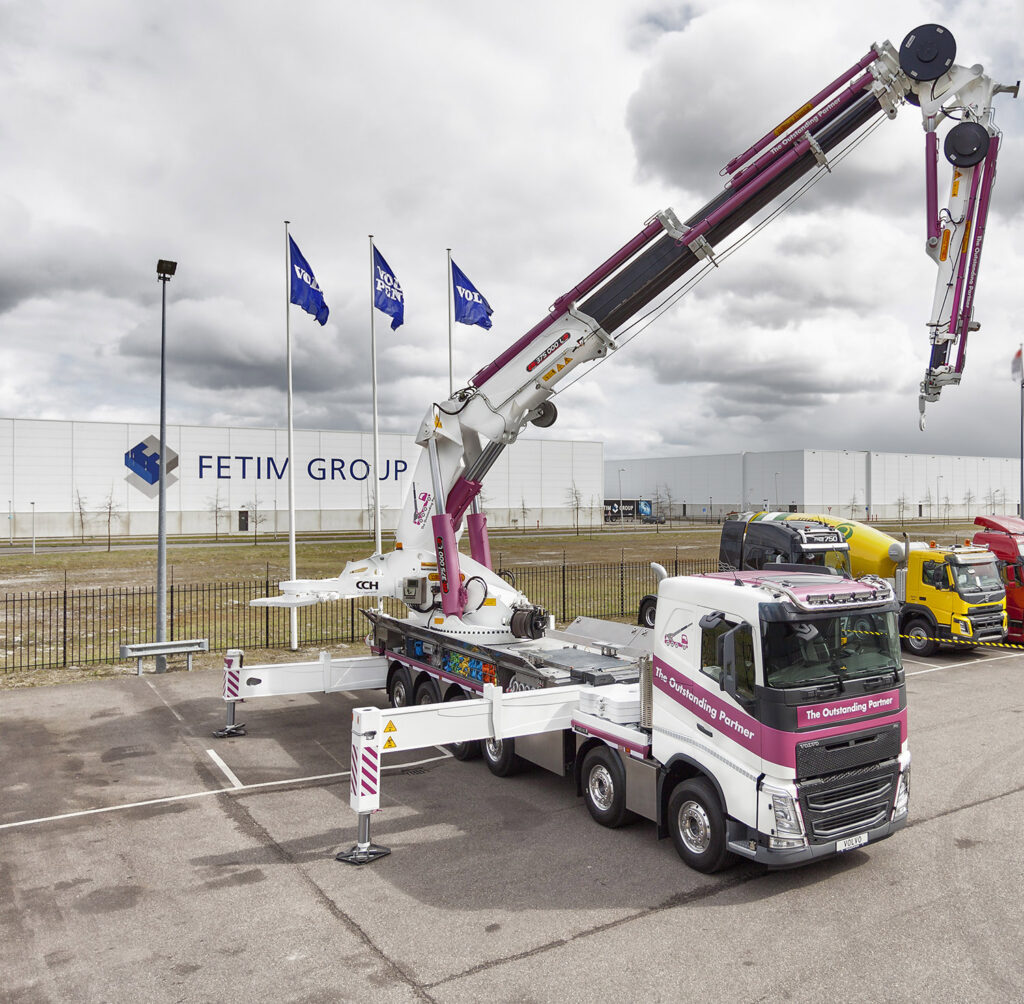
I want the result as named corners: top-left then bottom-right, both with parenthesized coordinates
top-left (923, 560), bottom-right (946, 589)
top-left (700, 623), bottom-right (727, 685)
top-left (700, 621), bottom-right (755, 702)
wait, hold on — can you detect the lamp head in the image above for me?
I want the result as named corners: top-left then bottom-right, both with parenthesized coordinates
top-left (157, 259), bottom-right (177, 278)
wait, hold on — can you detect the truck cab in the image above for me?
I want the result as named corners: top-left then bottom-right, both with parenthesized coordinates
top-left (972, 515), bottom-right (1024, 643)
top-left (650, 570), bottom-right (910, 869)
top-left (899, 543), bottom-right (1005, 655)
top-left (719, 514), bottom-right (851, 573)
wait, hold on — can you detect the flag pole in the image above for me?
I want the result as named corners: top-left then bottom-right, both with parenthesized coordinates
top-left (1019, 342), bottom-right (1023, 518)
top-left (285, 222), bottom-right (299, 650)
top-left (446, 248), bottom-right (454, 398)
top-left (369, 236), bottom-right (382, 556)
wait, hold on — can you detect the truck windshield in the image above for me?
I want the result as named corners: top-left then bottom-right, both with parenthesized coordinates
top-left (949, 558), bottom-right (1003, 597)
top-left (761, 612), bottom-right (901, 689)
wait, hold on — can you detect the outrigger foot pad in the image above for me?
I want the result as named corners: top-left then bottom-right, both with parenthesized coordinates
top-left (212, 723), bottom-right (247, 738)
top-left (336, 843), bottom-right (391, 865)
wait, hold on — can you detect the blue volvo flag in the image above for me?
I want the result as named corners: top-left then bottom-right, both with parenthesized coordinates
top-left (372, 246), bottom-right (404, 330)
top-left (288, 236), bottom-right (329, 325)
top-left (451, 259), bottom-right (493, 330)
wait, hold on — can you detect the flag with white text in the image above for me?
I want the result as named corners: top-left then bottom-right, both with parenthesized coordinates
top-left (288, 236), bottom-right (329, 325)
top-left (451, 259), bottom-right (493, 330)
top-left (372, 246), bottom-right (404, 330)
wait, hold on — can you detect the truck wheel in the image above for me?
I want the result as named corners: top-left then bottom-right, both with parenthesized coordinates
top-left (903, 618), bottom-right (938, 657)
top-left (387, 665), bottom-right (413, 708)
top-left (414, 677), bottom-right (442, 705)
top-left (581, 747), bottom-right (634, 828)
top-left (667, 778), bottom-right (732, 874)
top-left (482, 736), bottom-right (524, 777)
top-left (443, 690), bottom-right (481, 761)
top-left (638, 595), bottom-right (658, 629)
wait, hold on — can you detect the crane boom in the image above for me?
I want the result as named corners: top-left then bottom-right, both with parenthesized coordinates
top-left (258, 23), bottom-right (1016, 634)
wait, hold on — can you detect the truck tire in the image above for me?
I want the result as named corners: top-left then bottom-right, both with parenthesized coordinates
top-left (638, 595), bottom-right (658, 629)
top-left (443, 690), bottom-right (481, 761)
top-left (414, 677), bottom-right (442, 705)
top-left (581, 746), bottom-right (634, 828)
top-left (667, 778), bottom-right (732, 874)
top-left (387, 664), bottom-right (413, 708)
top-left (482, 736), bottom-right (524, 777)
top-left (903, 618), bottom-right (938, 657)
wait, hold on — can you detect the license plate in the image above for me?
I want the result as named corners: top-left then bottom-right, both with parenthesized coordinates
top-left (836, 832), bottom-right (868, 853)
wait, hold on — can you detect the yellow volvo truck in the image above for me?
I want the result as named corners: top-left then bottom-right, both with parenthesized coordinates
top-left (733, 513), bottom-right (1006, 656)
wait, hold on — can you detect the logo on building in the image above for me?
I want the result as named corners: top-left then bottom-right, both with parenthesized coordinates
top-left (125, 436), bottom-right (179, 499)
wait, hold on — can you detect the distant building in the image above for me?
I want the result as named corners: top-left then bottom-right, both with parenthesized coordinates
top-left (606, 449), bottom-right (1020, 521)
top-left (0, 418), bottom-right (603, 539)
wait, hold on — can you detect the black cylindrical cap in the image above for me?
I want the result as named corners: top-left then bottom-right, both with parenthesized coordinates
top-left (900, 24), bottom-right (956, 81)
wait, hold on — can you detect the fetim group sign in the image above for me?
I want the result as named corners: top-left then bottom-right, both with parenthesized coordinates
top-left (195, 455), bottom-right (408, 482)
top-left (125, 447), bottom-right (408, 495)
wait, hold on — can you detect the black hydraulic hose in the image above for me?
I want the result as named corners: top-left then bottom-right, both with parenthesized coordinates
top-left (582, 92), bottom-right (885, 334)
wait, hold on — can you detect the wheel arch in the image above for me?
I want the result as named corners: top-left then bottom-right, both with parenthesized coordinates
top-left (573, 736), bottom-right (614, 796)
top-left (899, 604), bottom-right (936, 632)
top-left (656, 753), bottom-right (727, 839)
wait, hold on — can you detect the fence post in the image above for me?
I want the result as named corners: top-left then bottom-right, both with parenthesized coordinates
top-left (674, 546), bottom-right (679, 577)
top-left (561, 551), bottom-right (567, 623)
top-left (62, 572), bottom-right (68, 668)
top-left (264, 565), bottom-right (270, 649)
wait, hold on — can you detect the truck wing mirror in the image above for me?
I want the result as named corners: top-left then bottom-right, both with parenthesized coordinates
top-left (717, 623), bottom-right (748, 697)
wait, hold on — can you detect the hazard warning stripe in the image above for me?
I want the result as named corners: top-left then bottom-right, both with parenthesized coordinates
top-left (223, 670), bottom-right (239, 699)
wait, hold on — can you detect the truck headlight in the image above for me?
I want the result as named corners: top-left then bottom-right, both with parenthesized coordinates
top-left (893, 767), bottom-right (910, 820)
top-left (953, 617), bottom-right (971, 637)
top-left (771, 793), bottom-right (803, 836)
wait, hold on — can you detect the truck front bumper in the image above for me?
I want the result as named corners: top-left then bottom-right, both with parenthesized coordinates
top-left (727, 813), bottom-right (909, 869)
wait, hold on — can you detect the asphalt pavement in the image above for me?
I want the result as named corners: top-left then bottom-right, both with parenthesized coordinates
top-left (1, 644), bottom-right (1021, 1002)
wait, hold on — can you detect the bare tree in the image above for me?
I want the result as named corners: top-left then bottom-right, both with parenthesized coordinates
top-left (520, 496), bottom-right (529, 534)
top-left (74, 489), bottom-right (89, 543)
top-left (565, 482), bottom-right (582, 535)
top-left (962, 488), bottom-right (976, 515)
top-left (896, 494), bottom-right (908, 524)
top-left (849, 494), bottom-right (859, 519)
top-left (247, 496), bottom-right (268, 545)
top-left (206, 487), bottom-right (229, 542)
top-left (97, 489), bottom-right (122, 552)
top-left (662, 483), bottom-right (675, 524)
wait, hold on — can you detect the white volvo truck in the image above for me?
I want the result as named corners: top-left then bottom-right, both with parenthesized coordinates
top-left (215, 23), bottom-right (1014, 868)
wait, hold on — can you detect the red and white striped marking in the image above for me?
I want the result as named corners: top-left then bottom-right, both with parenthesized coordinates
top-left (349, 707), bottom-right (383, 813)
top-left (223, 652), bottom-right (241, 700)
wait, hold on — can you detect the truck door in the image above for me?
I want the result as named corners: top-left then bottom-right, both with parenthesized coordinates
top-left (720, 521), bottom-right (744, 568)
top-left (918, 558), bottom-right (954, 631)
top-left (696, 617), bottom-right (761, 820)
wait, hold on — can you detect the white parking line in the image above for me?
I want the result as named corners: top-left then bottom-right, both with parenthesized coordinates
top-left (206, 748), bottom-right (243, 788)
top-left (906, 649), bottom-right (1022, 676)
top-left (0, 751), bottom-right (451, 832)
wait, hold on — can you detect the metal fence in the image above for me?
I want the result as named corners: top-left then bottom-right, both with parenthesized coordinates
top-left (1, 555), bottom-right (717, 673)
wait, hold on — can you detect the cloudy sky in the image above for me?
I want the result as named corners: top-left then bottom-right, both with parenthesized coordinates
top-left (1, 0), bottom-right (1021, 461)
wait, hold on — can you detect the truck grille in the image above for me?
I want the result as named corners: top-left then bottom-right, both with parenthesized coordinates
top-left (798, 762), bottom-right (898, 844)
top-left (795, 722), bottom-right (901, 779)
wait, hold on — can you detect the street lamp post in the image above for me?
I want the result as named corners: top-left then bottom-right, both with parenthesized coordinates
top-left (31, 501), bottom-right (35, 555)
top-left (936, 475), bottom-right (943, 525)
top-left (617, 468), bottom-right (625, 524)
top-left (774, 472), bottom-right (781, 510)
top-left (156, 259), bottom-right (177, 673)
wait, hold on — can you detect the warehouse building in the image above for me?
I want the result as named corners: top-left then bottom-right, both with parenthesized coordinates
top-left (0, 418), bottom-right (603, 539)
top-left (606, 449), bottom-right (1021, 521)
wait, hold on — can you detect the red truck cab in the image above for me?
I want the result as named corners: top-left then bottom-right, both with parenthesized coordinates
top-left (972, 515), bottom-right (1024, 643)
